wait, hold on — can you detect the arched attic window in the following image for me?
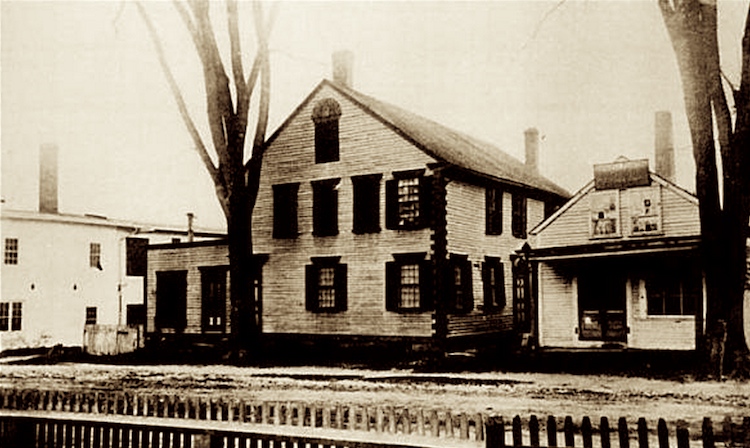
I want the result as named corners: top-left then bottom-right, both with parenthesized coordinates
top-left (312, 98), bottom-right (342, 163)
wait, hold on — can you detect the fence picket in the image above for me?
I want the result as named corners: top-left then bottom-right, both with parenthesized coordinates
top-left (547, 415), bottom-right (557, 447)
top-left (486, 416), bottom-right (505, 448)
top-left (676, 420), bottom-right (689, 448)
top-left (618, 417), bottom-right (629, 448)
top-left (564, 416), bottom-right (574, 447)
top-left (529, 415), bottom-right (540, 447)
top-left (702, 417), bottom-right (714, 448)
top-left (637, 418), bottom-right (648, 448)
top-left (657, 418), bottom-right (668, 448)
top-left (581, 416), bottom-right (592, 448)
top-left (512, 415), bottom-right (522, 447)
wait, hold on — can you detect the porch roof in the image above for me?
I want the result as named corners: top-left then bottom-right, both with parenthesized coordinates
top-left (525, 235), bottom-right (701, 261)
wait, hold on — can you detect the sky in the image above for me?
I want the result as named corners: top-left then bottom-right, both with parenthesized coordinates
top-left (2, 0), bottom-right (748, 231)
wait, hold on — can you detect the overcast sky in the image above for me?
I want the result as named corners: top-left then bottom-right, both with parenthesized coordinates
top-left (2, 1), bottom-right (748, 230)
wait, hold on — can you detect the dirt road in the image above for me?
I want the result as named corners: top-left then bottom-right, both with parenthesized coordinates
top-left (1, 363), bottom-right (747, 427)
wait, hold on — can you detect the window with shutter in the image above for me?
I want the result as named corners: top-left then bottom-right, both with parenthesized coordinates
top-left (486, 187), bottom-right (503, 235)
top-left (483, 257), bottom-right (506, 310)
top-left (312, 98), bottom-right (342, 163)
top-left (385, 253), bottom-right (433, 312)
top-left (352, 174), bottom-right (382, 234)
top-left (312, 179), bottom-right (340, 237)
top-left (385, 170), bottom-right (431, 230)
top-left (306, 257), bottom-right (347, 312)
top-left (447, 255), bottom-right (473, 313)
top-left (273, 183), bottom-right (300, 238)
top-left (511, 194), bottom-right (527, 239)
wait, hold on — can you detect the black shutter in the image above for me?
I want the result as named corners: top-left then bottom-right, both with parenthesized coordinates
top-left (497, 261), bottom-right (507, 308)
top-left (462, 259), bottom-right (474, 312)
top-left (446, 262), bottom-right (458, 313)
top-left (335, 264), bottom-right (348, 312)
top-left (418, 176), bottom-right (433, 229)
top-left (482, 262), bottom-right (491, 309)
top-left (385, 261), bottom-right (399, 311)
top-left (385, 179), bottom-right (399, 230)
top-left (419, 259), bottom-right (434, 311)
top-left (305, 265), bottom-right (317, 311)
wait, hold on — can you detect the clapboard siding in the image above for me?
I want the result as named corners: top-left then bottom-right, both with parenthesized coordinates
top-left (146, 244), bottom-right (229, 335)
top-left (534, 179), bottom-right (700, 248)
top-left (255, 84), bottom-right (437, 337)
top-left (537, 262), bottom-right (578, 348)
top-left (443, 181), bottom-right (545, 336)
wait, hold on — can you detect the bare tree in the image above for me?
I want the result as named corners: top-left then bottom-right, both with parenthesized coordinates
top-left (136, 0), bottom-right (277, 361)
top-left (659, 0), bottom-right (750, 378)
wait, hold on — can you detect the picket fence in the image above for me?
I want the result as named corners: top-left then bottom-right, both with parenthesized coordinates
top-left (1, 388), bottom-right (748, 447)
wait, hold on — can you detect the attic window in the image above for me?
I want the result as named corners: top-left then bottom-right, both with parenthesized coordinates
top-left (312, 98), bottom-right (342, 163)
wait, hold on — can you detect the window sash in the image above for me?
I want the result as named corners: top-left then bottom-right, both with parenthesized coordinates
top-left (398, 263), bottom-right (421, 309)
top-left (85, 307), bottom-right (97, 325)
top-left (89, 243), bottom-right (101, 268)
top-left (397, 177), bottom-right (421, 225)
top-left (11, 302), bottom-right (22, 331)
top-left (486, 187), bottom-right (503, 235)
top-left (511, 194), bottom-right (527, 239)
top-left (0, 303), bottom-right (8, 331)
top-left (4, 239), bottom-right (18, 265)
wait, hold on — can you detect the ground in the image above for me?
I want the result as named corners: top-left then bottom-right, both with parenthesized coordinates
top-left (0, 362), bottom-right (747, 438)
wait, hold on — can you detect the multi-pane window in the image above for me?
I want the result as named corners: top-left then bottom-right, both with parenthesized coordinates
top-left (511, 194), bottom-right (527, 239)
top-left (386, 171), bottom-right (431, 230)
top-left (352, 174), bottom-right (382, 234)
top-left (90, 243), bottom-right (101, 269)
top-left (0, 303), bottom-right (9, 331)
top-left (483, 257), bottom-right (506, 310)
top-left (312, 98), bottom-right (342, 164)
top-left (646, 264), bottom-right (700, 316)
top-left (386, 253), bottom-right (432, 312)
top-left (4, 238), bottom-right (18, 265)
top-left (486, 187), bottom-right (503, 235)
top-left (306, 257), bottom-right (347, 312)
top-left (273, 183), bottom-right (300, 238)
top-left (312, 178), bottom-right (340, 237)
top-left (85, 307), bottom-right (97, 325)
top-left (0, 302), bottom-right (22, 332)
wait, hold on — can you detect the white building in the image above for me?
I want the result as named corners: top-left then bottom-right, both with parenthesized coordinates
top-left (0, 145), bottom-right (224, 352)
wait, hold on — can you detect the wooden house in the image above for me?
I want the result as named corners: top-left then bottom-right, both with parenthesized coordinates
top-left (145, 55), bottom-right (569, 355)
top-left (522, 154), bottom-right (706, 351)
top-left (251, 57), bottom-right (568, 354)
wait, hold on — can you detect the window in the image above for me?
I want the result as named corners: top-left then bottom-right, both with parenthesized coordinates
top-left (4, 238), bottom-right (18, 265)
top-left (385, 253), bottom-right (433, 312)
top-left (486, 187), bottom-right (503, 235)
top-left (155, 270), bottom-right (188, 331)
top-left (483, 257), bottom-right (506, 310)
top-left (352, 174), bottom-right (382, 234)
top-left (629, 186), bottom-right (662, 236)
top-left (90, 243), bottom-right (102, 269)
top-left (385, 171), bottom-right (432, 230)
top-left (646, 262), bottom-right (700, 316)
top-left (126, 304), bottom-right (146, 326)
top-left (590, 190), bottom-right (620, 238)
top-left (511, 194), bottom-right (527, 239)
top-left (11, 303), bottom-right (22, 331)
top-left (312, 178), bottom-right (340, 237)
top-left (305, 257), bottom-right (347, 312)
top-left (273, 183), bottom-right (299, 238)
top-left (448, 255), bottom-right (473, 313)
top-left (85, 307), bottom-right (97, 325)
top-left (312, 98), bottom-right (342, 163)
top-left (0, 303), bottom-right (8, 331)
top-left (201, 266), bottom-right (228, 332)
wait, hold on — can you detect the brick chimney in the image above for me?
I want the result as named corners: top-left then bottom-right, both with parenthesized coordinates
top-left (39, 143), bottom-right (59, 214)
top-left (524, 128), bottom-right (539, 173)
top-left (332, 50), bottom-right (354, 88)
top-left (654, 111), bottom-right (675, 182)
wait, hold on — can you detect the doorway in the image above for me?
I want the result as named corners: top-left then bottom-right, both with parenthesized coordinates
top-left (577, 261), bottom-right (627, 342)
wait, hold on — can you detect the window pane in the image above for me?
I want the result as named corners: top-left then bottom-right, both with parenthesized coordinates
top-left (317, 267), bottom-right (337, 308)
top-left (4, 238), bottom-right (18, 265)
top-left (0, 303), bottom-right (9, 331)
top-left (90, 243), bottom-right (101, 268)
top-left (399, 263), bottom-right (421, 309)
top-left (11, 302), bottom-right (22, 331)
top-left (397, 178), bottom-right (420, 225)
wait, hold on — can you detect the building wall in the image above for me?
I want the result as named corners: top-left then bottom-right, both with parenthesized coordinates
top-left (534, 180), bottom-right (700, 248)
top-left (443, 180), bottom-right (546, 336)
top-left (146, 243), bottom-right (229, 335)
top-left (255, 84), bottom-right (439, 337)
top-left (536, 259), bottom-right (699, 350)
top-left (0, 218), bottom-right (140, 350)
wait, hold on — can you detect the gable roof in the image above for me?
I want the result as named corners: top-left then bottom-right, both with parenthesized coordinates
top-left (529, 169), bottom-right (698, 236)
top-left (266, 80), bottom-right (569, 199)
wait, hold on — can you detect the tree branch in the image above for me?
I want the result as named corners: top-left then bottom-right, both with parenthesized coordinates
top-left (227, 0), bottom-right (247, 103)
top-left (135, 1), bottom-right (229, 217)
